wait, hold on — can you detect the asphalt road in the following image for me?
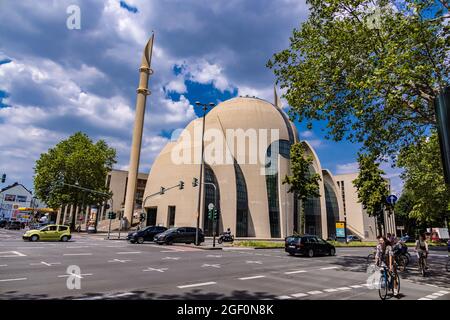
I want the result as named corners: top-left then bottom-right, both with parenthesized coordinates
top-left (0, 228), bottom-right (449, 300)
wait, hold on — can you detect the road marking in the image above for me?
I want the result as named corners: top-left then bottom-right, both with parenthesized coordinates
top-left (178, 282), bottom-right (217, 289)
top-left (58, 273), bottom-right (92, 279)
top-left (320, 266), bottom-right (339, 270)
top-left (66, 246), bottom-right (90, 249)
top-left (30, 261), bottom-right (61, 267)
top-left (0, 251), bottom-right (26, 257)
top-left (238, 275), bottom-right (265, 280)
top-left (63, 253), bottom-right (92, 256)
top-left (108, 292), bottom-right (135, 298)
top-left (418, 298), bottom-right (432, 300)
top-left (162, 257), bottom-right (180, 260)
top-left (350, 285), bottom-right (363, 288)
top-left (276, 295), bottom-right (292, 300)
top-left (438, 290), bottom-right (449, 294)
top-left (307, 290), bottom-right (323, 295)
top-left (108, 259), bottom-right (131, 263)
top-left (143, 267), bottom-right (168, 273)
top-left (0, 277), bottom-right (27, 282)
top-left (0, 264), bottom-right (7, 267)
top-left (17, 247), bottom-right (45, 249)
top-left (284, 270), bottom-right (307, 274)
top-left (202, 264), bottom-right (221, 268)
top-left (245, 260), bottom-right (262, 264)
top-left (116, 251), bottom-right (141, 254)
top-left (324, 288), bottom-right (339, 292)
top-left (336, 287), bottom-right (351, 291)
top-left (291, 292), bottom-right (308, 298)
top-left (206, 255), bottom-right (222, 258)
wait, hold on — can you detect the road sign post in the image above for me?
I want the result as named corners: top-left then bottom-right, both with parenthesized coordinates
top-left (208, 203), bottom-right (216, 248)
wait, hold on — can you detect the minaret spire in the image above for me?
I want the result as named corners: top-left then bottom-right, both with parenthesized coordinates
top-left (274, 84), bottom-right (282, 108)
top-left (123, 34), bottom-right (155, 228)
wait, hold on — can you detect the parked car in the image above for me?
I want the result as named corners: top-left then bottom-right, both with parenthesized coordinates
top-left (22, 224), bottom-right (71, 242)
top-left (154, 227), bottom-right (204, 245)
top-left (285, 235), bottom-right (336, 257)
top-left (6, 221), bottom-right (22, 230)
top-left (128, 226), bottom-right (167, 244)
top-left (0, 219), bottom-right (8, 228)
top-left (347, 235), bottom-right (362, 242)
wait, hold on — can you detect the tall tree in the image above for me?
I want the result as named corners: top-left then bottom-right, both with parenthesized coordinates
top-left (353, 153), bottom-right (390, 236)
top-left (34, 132), bottom-right (116, 229)
top-left (268, 0), bottom-right (449, 158)
top-left (283, 142), bottom-right (321, 234)
top-left (397, 132), bottom-right (450, 226)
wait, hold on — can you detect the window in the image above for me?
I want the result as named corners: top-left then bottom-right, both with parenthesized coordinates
top-left (324, 179), bottom-right (339, 239)
top-left (203, 164), bottom-right (220, 236)
top-left (235, 162), bottom-right (248, 237)
top-left (304, 165), bottom-right (322, 237)
top-left (48, 226), bottom-right (57, 231)
top-left (168, 206), bottom-right (176, 228)
top-left (58, 226), bottom-right (68, 231)
top-left (40, 226), bottom-right (49, 231)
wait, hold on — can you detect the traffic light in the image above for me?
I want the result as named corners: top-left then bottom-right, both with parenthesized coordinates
top-left (160, 186), bottom-right (165, 194)
top-left (208, 208), bottom-right (218, 220)
top-left (179, 181), bottom-right (184, 190)
top-left (107, 212), bottom-right (116, 219)
top-left (139, 212), bottom-right (146, 222)
top-left (1, 174), bottom-right (5, 183)
top-left (192, 177), bottom-right (198, 187)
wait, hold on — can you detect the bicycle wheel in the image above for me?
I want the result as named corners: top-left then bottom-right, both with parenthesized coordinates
top-left (403, 253), bottom-right (410, 266)
top-left (367, 253), bottom-right (375, 265)
top-left (397, 255), bottom-right (407, 272)
top-left (378, 271), bottom-right (389, 300)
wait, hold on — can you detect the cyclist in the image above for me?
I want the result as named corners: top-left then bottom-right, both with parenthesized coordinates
top-left (415, 234), bottom-right (429, 270)
top-left (375, 235), bottom-right (399, 296)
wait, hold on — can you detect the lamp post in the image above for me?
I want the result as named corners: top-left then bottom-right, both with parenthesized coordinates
top-left (195, 101), bottom-right (215, 246)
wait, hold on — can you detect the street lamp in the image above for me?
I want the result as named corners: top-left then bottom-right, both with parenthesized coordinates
top-left (194, 101), bottom-right (215, 246)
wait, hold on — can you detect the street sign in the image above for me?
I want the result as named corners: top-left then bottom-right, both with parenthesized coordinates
top-left (386, 194), bottom-right (398, 205)
top-left (396, 226), bottom-right (404, 230)
top-left (336, 221), bottom-right (345, 238)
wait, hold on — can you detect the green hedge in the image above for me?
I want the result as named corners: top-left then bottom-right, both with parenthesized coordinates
top-left (233, 241), bottom-right (284, 248)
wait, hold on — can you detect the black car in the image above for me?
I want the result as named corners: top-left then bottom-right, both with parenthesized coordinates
top-left (5, 221), bottom-right (22, 230)
top-left (154, 227), bottom-right (205, 245)
top-left (285, 235), bottom-right (336, 257)
top-left (127, 226), bottom-right (167, 244)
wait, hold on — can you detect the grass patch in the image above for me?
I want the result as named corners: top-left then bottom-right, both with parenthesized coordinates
top-left (233, 240), bottom-right (284, 248)
top-left (328, 241), bottom-right (377, 247)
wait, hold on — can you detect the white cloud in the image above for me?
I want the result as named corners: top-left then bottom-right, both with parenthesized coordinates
top-left (336, 162), bottom-right (359, 174)
top-left (300, 131), bottom-right (314, 138)
top-left (165, 76), bottom-right (187, 94)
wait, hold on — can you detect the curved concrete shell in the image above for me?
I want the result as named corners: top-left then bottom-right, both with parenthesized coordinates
top-left (143, 97), bottom-right (341, 239)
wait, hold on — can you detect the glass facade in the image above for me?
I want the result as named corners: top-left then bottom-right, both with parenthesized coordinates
top-left (304, 165), bottom-right (322, 237)
top-left (265, 140), bottom-right (291, 238)
top-left (203, 164), bottom-right (221, 236)
top-left (235, 162), bottom-right (249, 237)
top-left (324, 179), bottom-right (339, 239)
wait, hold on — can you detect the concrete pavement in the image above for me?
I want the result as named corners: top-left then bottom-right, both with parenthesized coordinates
top-left (0, 228), bottom-right (448, 300)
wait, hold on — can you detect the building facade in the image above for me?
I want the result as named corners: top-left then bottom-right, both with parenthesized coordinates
top-left (142, 96), bottom-right (348, 239)
top-left (0, 182), bottom-right (45, 222)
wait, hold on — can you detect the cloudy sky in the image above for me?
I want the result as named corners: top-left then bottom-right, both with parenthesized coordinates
top-left (0, 0), bottom-right (402, 194)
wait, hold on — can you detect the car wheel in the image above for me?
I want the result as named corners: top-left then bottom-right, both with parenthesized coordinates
top-left (329, 248), bottom-right (336, 256)
top-left (307, 249), bottom-right (314, 257)
top-left (61, 236), bottom-right (69, 242)
top-left (30, 235), bottom-right (39, 242)
top-left (137, 237), bottom-right (144, 244)
top-left (289, 252), bottom-right (295, 256)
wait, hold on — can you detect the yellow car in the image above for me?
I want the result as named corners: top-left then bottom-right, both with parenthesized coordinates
top-left (23, 224), bottom-right (71, 242)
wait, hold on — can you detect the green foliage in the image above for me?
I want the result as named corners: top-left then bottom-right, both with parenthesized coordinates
top-left (268, 0), bottom-right (449, 158)
top-left (353, 153), bottom-right (389, 234)
top-left (397, 132), bottom-right (450, 225)
top-left (283, 142), bottom-right (321, 233)
top-left (34, 132), bottom-right (116, 209)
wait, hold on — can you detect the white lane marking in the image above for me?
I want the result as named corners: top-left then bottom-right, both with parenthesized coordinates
top-left (108, 259), bottom-right (131, 263)
top-left (17, 247), bottom-right (45, 249)
top-left (350, 285), bottom-right (363, 288)
top-left (206, 255), bottom-right (222, 258)
top-left (0, 278), bottom-right (27, 282)
top-left (438, 290), bottom-right (449, 294)
top-left (276, 295), bottom-right (292, 300)
top-left (324, 288), bottom-right (339, 292)
top-left (0, 264), bottom-right (7, 267)
top-left (143, 267), bottom-right (168, 273)
top-left (58, 273), bottom-right (92, 279)
top-left (320, 266), bottom-right (339, 270)
top-left (162, 257), bottom-right (180, 260)
top-left (63, 253), bottom-right (92, 256)
top-left (284, 270), bottom-right (307, 274)
top-left (0, 251), bottom-right (26, 257)
top-left (238, 275), bottom-right (265, 280)
top-left (336, 287), bottom-right (351, 291)
top-left (291, 292), bottom-right (308, 298)
top-left (307, 290), bottom-right (323, 295)
top-left (178, 282), bottom-right (217, 289)
top-left (108, 292), bottom-right (135, 298)
top-left (430, 292), bottom-right (445, 297)
top-left (245, 260), bottom-right (262, 264)
top-left (116, 251), bottom-right (141, 254)
top-left (30, 261), bottom-right (61, 267)
top-left (418, 298), bottom-right (432, 300)
top-left (201, 264), bottom-right (221, 268)
top-left (424, 295), bottom-right (439, 299)
top-left (66, 246), bottom-right (90, 249)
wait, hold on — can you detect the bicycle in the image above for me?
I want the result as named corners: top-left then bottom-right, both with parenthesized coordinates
top-left (378, 265), bottom-right (400, 300)
top-left (417, 251), bottom-right (427, 277)
top-left (394, 252), bottom-right (408, 272)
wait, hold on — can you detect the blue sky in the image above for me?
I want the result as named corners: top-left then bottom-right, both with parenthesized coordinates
top-left (0, 0), bottom-right (402, 194)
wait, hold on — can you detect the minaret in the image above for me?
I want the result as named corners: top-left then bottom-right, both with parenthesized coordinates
top-left (123, 34), bottom-right (155, 228)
